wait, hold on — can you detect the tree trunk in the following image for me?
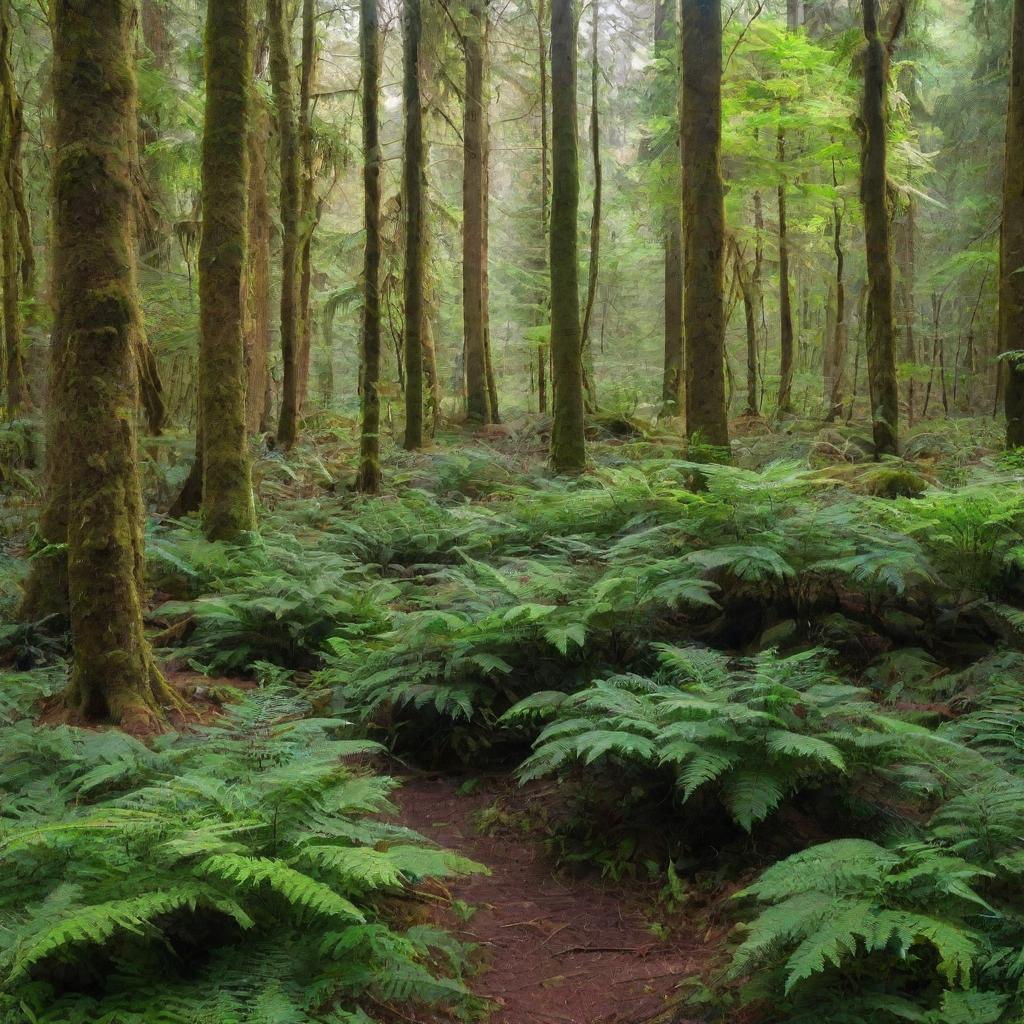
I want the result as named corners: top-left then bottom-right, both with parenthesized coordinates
top-left (0, 0), bottom-right (31, 415)
top-left (657, 0), bottom-right (683, 417)
top-left (731, 237), bottom-right (759, 417)
top-left (198, 0), bottom-right (256, 541)
top-left (269, 0), bottom-right (300, 448)
top-left (482, 69), bottom-right (500, 423)
top-left (463, 0), bottom-right (490, 423)
top-left (824, 192), bottom-right (848, 421)
top-left (356, 0), bottom-right (382, 492)
top-left (894, 192), bottom-right (917, 423)
top-left (860, 0), bottom-right (899, 456)
top-left (579, 0), bottom-right (600, 413)
top-left (681, 0), bottom-right (728, 448)
top-left (50, 0), bottom-right (180, 727)
top-left (1003, 0), bottom-right (1024, 447)
top-left (549, 0), bottom-right (586, 472)
top-left (297, 0), bottom-right (316, 415)
top-left (245, 68), bottom-right (272, 435)
top-left (402, 0), bottom-right (424, 449)
top-left (536, 0), bottom-right (549, 415)
top-left (776, 128), bottom-right (795, 415)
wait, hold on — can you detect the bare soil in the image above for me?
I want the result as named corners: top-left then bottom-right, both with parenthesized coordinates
top-left (394, 774), bottom-right (714, 1024)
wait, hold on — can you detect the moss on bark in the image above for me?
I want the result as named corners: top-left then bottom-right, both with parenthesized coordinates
top-left (52, 0), bottom-right (182, 727)
top-left (198, 0), bottom-right (256, 541)
top-left (1003, 0), bottom-right (1024, 447)
top-left (549, 0), bottom-right (586, 473)
top-left (859, 0), bottom-right (899, 457)
top-left (269, 0), bottom-right (300, 449)
top-left (356, 0), bottom-right (382, 494)
top-left (680, 0), bottom-right (729, 449)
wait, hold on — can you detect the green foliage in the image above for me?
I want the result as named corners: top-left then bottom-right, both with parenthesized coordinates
top-left (0, 685), bottom-right (484, 1022)
top-left (507, 645), bottom-right (935, 831)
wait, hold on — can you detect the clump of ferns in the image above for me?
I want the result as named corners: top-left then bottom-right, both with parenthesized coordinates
top-left (0, 685), bottom-right (485, 1022)
top-left (504, 645), bottom-right (949, 836)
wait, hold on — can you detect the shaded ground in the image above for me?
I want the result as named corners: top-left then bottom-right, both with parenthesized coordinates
top-left (395, 775), bottom-right (712, 1024)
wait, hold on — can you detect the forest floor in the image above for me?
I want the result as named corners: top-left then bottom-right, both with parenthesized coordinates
top-left (394, 774), bottom-right (712, 1024)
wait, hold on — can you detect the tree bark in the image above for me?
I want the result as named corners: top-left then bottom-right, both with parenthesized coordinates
top-left (199, 0), bottom-right (256, 541)
top-left (549, 0), bottom-right (586, 472)
top-left (894, 192), bottom-right (917, 423)
top-left (356, 0), bottom-right (382, 492)
top-left (1003, 0), bottom-right (1024, 446)
top-left (860, 0), bottom-right (899, 456)
top-left (579, 0), bottom-right (600, 413)
top-left (463, 0), bottom-right (491, 423)
top-left (681, 0), bottom-right (728, 448)
top-left (51, 0), bottom-right (180, 727)
top-left (297, 0), bottom-right (316, 415)
top-left (402, 0), bottom-right (425, 449)
top-left (657, 0), bottom-right (683, 417)
top-left (824, 191), bottom-right (848, 421)
top-left (536, 0), bottom-right (549, 414)
top-left (269, 0), bottom-right (300, 448)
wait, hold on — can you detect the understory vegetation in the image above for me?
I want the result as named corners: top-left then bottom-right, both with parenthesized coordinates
top-left (4, 421), bottom-right (1024, 1021)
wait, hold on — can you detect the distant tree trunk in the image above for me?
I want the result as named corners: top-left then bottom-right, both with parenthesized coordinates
top-left (269, 0), bottom-right (300, 448)
top-left (775, 0), bottom-right (800, 416)
top-left (402, 0), bottom-right (424, 450)
top-left (860, 0), bottom-right (899, 456)
top-left (245, 64), bottom-right (273, 435)
top-left (549, 0), bottom-right (586, 472)
top-left (297, 0), bottom-right (316, 415)
top-left (579, 0), bottom-right (600, 413)
top-left (894, 193), bottom-right (917, 422)
top-left (1003, 0), bottom-right (1024, 446)
top-left (356, 0), bottom-right (382, 492)
top-left (731, 237), bottom-right (759, 417)
top-left (198, 0), bottom-right (256, 541)
top-left (463, 0), bottom-right (490, 423)
top-left (657, 0), bottom-right (683, 417)
top-left (536, 0), bottom-right (549, 414)
top-left (482, 72), bottom-right (500, 423)
top-left (824, 192), bottom-right (848, 420)
top-left (681, 0), bottom-right (728, 447)
top-left (51, 0), bottom-right (180, 727)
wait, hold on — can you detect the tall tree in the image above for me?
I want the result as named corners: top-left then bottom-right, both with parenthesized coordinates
top-left (463, 0), bottom-right (491, 423)
top-left (549, 0), bottom-right (586, 472)
top-left (681, 0), bottom-right (728, 447)
top-left (356, 0), bottom-right (382, 492)
top-left (656, 0), bottom-right (683, 417)
top-left (0, 0), bottom-right (30, 414)
top-left (579, 0), bottom-right (600, 413)
top-left (534, 0), bottom-right (550, 414)
top-left (860, 0), bottom-right (899, 456)
top-left (402, 0), bottom-right (425, 449)
top-left (297, 0), bottom-right (317, 413)
top-left (198, 0), bottom-right (256, 541)
top-left (1003, 0), bottom-right (1024, 447)
top-left (775, 0), bottom-right (801, 415)
top-left (49, 0), bottom-right (180, 726)
top-left (269, 0), bottom-right (301, 448)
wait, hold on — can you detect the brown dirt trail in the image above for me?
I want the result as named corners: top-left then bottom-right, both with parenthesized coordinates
top-left (394, 775), bottom-right (709, 1024)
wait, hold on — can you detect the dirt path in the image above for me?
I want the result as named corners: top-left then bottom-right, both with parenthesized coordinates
top-left (394, 775), bottom-right (708, 1024)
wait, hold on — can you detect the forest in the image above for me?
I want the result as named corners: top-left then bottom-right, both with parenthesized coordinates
top-left (2, 0), bottom-right (1024, 1021)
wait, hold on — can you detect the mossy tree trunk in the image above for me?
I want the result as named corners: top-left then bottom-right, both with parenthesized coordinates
top-left (894, 193), bottom-right (917, 423)
top-left (356, 0), bottom-right (382, 493)
top-left (579, 0), bottom-right (601, 414)
top-left (549, 0), bottom-right (586, 473)
top-left (535, 0), bottom-right (550, 415)
top-left (657, 0), bottom-right (683, 417)
top-left (463, 0), bottom-right (491, 424)
top-left (245, 46), bottom-right (273, 435)
top-left (402, 0), bottom-right (425, 450)
top-left (681, 0), bottom-right (729, 448)
top-left (52, 0), bottom-right (181, 727)
top-left (824, 188), bottom-right (848, 421)
top-left (198, 0), bottom-right (256, 541)
top-left (860, 0), bottom-right (899, 457)
top-left (297, 0), bottom-right (316, 416)
top-left (0, 0), bottom-right (30, 415)
top-left (731, 236), bottom-right (759, 417)
top-left (269, 0), bottom-right (300, 448)
top-left (1003, 0), bottom-right (1024, 447)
